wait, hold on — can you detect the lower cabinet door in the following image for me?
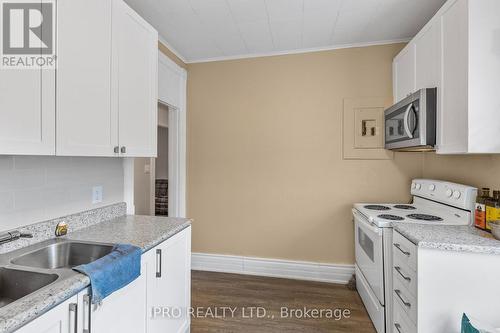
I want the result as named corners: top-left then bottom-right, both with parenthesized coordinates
top-left (16, 295), bottom-right (78, 333)
top-left (86, 260), bottom-right (147, 333)
top-left (146, 227), bottom-right (191, 333)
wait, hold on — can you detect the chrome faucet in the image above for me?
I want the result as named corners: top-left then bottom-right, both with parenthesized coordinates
top-left (0, 230), bottom-right (33, 245)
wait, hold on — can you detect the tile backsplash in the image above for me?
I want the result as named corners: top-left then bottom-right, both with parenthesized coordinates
top-left (0, 156), bottom-right (124, 232)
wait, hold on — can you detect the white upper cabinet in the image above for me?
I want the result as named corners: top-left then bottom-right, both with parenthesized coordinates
top-left (113, 0), bottom-right (158, 157)
top-left (415, 22), bottom-right (440, 91)
top-left (158, 52), bottom-right (183, 108)
top-left (0, 68), bottom-right (55, 155)
top-left (56, 0), bottom-right (117, 156)
top-left (393, 0), bottom-right (500, 154)
top-left (55, 0), bottom-right (157, 157)
top-left (393, 44), bottom-right (415, 103)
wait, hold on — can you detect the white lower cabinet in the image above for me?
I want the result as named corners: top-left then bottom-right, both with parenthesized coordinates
top-left (15, 227), bottom-right (191, 333)
top-left (77, 259), bottom-right (147, 333)
top-left (392, 231), bottom-right (418, 333)
top-left (145, 227), bottom-right (191, 333)
top-left (16, 295), bottom-right (78, 333)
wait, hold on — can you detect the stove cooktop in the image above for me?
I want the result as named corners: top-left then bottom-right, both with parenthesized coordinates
top-left (406, 213), bottom-right (443, 221)
top-left (378, 214), bottom-right (405, 221)
top-left (364, 205), bottom-right (391, 211)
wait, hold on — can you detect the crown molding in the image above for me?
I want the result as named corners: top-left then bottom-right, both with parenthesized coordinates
top-left (185, 38), bottom-right (410, 64)
top-left (158, 35), bottom-right (188, 64)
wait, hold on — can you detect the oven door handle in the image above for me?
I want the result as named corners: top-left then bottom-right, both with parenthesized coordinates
top-left (403, 103), bottom-right (414, 139)
top-left (352, 209), bottom-right (382, 236)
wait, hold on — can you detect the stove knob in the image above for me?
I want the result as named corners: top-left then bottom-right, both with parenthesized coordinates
top-left (428, 184), bottom-right (436, 191)
top-left (446, 189), bottom-right (453, 197)
top-left (415, 183), bottom-right (421, 190)
top-left (453, 190), bottom-right (461, 199)
top-left (411, 183), bottom-right (416, 189)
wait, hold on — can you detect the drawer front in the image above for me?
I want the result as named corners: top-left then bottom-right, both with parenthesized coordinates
top-left (393, 276), bottom-right (417, 324)
top-left (393, 253), bottom-right (417, 297)
top-left (393, 298), bottom-right (417, 333)
top-left (393, 231), bottom-right (417, 271)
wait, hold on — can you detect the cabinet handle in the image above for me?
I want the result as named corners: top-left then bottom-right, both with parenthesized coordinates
top-left (156, 249), bottom-right (162, 278)
top-left (120, 146), bottom-right (126, 154)
top-left (114, 146), bottom-right (119, 153)
top-left (83, 294), bottom-right (91, 333)
top-left (395, 289), bottom-right (411, 308)
top-left (69, 303), bottom-right (78, 333)
top-left (394, 323), bottom-right (403, 333)
top-left (395, 266), bottom-right (411, 282)
top-left (394, 243), bottom-right (411, 256)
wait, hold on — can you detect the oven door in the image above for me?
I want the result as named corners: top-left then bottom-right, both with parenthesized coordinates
top-left (353, 209), bottom-right (385, 305)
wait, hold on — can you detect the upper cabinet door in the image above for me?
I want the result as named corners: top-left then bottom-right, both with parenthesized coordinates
top-left (158, 52), bottom-right (181, 108)
top-left (56, 0), bottom-right (118, 156)
top-left (415, 22), bottom-right (441, 91)
top-left (440, 0), bottom-right (468, 153)
top-left (113, 0), bottom-right (158, 157)
top-left (0, 68), bottom-right (55, 155)
top-left (393, 44), bottom-right (416, 103)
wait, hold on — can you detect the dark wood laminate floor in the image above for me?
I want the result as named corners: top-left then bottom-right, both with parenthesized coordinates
top-left (191, 271), bottom-right (376, 333)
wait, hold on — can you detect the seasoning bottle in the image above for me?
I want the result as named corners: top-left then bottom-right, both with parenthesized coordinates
top-left (485, 190), bottom-right (500, 231)
top-left (475, 188), bottom-right (490, 230)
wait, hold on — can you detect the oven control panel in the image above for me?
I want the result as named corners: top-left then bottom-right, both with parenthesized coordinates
top-left (411, 179), bottom-right (477, 211)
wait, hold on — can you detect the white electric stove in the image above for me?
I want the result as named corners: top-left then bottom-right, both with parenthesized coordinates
top-left (352, 179), bottom-right (477, 333)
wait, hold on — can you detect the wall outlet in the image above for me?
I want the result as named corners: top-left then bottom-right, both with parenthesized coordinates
top-left (92, 186), bottom-right (103, 204)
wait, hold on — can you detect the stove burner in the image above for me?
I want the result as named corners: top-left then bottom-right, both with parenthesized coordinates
top-left (407, 214), bottom-right (443, 221)
top-left (378, 214), bottom-right (404, 221)
top-left (394, 205), bottom-right (416, 210)
top-left (364, 205), bottom-right (390, 211)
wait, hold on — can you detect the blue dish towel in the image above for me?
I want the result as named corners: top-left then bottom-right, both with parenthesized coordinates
top-left (73, 244), bottom-right (142, 304)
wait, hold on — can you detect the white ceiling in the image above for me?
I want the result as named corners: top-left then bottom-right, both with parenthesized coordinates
top-left (124, 0), bottom-right (446, 63)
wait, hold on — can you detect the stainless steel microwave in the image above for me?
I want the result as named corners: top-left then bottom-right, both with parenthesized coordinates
top-left (385, 88), bottom-right (437, 151)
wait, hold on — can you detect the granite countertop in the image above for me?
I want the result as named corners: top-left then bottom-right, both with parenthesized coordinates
top-left (0, 214), bottom-right (191, 333)
top-left (393, 223), bottom-right (500, 255)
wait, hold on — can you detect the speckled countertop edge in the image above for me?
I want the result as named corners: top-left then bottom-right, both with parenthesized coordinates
top-left (393, 223), bottom-right (500, 255)
top-left (0, 212), bottom-right (191, 333)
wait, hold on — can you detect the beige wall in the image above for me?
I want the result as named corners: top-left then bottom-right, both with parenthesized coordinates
top-left (186, 44), bottom-right (424, 264)
top-left (423, 153), bottom-right (500, 190)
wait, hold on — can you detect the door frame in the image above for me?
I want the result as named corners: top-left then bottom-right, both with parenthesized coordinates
top-left (151, 54), bottom-right (187, 218)
top-left (126, 53), bottom-right (186, 217)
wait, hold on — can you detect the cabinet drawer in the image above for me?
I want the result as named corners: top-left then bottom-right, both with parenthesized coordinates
top-left (393, 231), bottom-right (417, 271)
top-left (393, 253), bottom-right (417, 297)
top-left (393, 276), bottom-right (417, 325)
top-left (393, 298), bottom-right (417, 333)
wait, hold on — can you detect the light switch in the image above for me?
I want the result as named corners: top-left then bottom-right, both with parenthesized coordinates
top-left (144, 164), bottom-right (151, 174)
top-left (354, 107), bottom-right (384, 149)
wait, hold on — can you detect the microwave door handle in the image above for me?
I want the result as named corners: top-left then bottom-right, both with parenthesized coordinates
top-left (403, 103), bottom-right (414, 139)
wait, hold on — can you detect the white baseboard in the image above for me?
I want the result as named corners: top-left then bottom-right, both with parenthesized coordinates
top-left (191, 253), bottom-right (354, 284)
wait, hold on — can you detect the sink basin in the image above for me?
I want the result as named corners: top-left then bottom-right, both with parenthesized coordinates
top-left (0, 268), bottom-right (58, 308)
top-left (11, 242), bottom-right (114, 269)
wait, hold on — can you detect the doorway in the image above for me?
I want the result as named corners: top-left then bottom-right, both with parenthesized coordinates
top-left (133, 101), bottom-right (186, 218)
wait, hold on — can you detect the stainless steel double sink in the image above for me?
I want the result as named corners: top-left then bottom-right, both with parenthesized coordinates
top-left (0, 239), bottom-right (115, 309)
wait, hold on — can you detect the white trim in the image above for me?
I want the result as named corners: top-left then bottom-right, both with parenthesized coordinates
top-left (185, 38), bottom-right (410, 64)
top-left (192, 253), bottom-right (355, 284)
top-left (158, 35), bottom-right (188, 64)
top-left (123, 158), bottom-right (135, 214)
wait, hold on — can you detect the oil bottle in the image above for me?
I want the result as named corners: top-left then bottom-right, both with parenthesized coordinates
top-left (485, 190), bottom-right (500, 231)
top-left (475, 188), bottom-right (491, 230)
